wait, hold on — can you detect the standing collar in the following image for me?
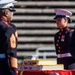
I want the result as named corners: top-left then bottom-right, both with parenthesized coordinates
top-left (0, 17), bottom-right (7, 22)
top-left (60, 26), bottom-right (70, 32)
top-left (0, 17), bottom-right (11, 27)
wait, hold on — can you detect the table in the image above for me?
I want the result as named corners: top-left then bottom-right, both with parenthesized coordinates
top-left (19, 70), bottom-right (75, 75)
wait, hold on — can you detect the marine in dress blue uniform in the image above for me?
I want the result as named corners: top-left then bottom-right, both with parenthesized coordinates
top-left (0, 0), bottom-right (18, 75)
top-left (54, 9), bottom-right (75, 70)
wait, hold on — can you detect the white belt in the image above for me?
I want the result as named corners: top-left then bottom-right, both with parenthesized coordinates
top-left (57, 53), bottom-right (72, 58)
top-left (0, 54), bottom-right (5, 58)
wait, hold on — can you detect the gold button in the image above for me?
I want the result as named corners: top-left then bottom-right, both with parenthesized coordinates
top-left (58, 37), bottom-right (60, 39)
top-left (57, 40), bottom-right (59, 42)
top-left (58, 50), bottom-right (60, 52)
top-left (57, 54), bottom-right (61, 58)
top-left (56, 44), bottom-right (58, 46)
top-left (58, 47), bottom-right (60, 49)
top-left (59, 33), bottom-right (61, 35)
top-left (61, 29), bottom-right (63, 31)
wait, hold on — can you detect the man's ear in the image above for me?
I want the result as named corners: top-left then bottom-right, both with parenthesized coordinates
top-left (65, 18), bottom-right (68, 23)
top-left (4, 10), bottom-right (9, 17)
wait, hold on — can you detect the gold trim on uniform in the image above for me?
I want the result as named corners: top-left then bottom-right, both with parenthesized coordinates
top-left (10, 33), bottom-right (16, 48)
top-left (10, 56), bottom-right (18, 68)
top-left (15, 31), bottom-right (18, 40)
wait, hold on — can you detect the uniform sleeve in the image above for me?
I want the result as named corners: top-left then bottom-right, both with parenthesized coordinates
top-left (69, 30), bottom-right (75, 46)
top-left (4, 27), bottom-right (18, 75)
top-left (5, 27), bottom-right (17, 57)
top-left (68, 30), bottom-right (75, 58)
top-left (54, 33), bottom-right (58, 54)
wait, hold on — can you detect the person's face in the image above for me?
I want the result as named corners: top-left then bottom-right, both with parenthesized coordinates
top-left (55, 18), bottom-right (68, 29)
top-left (5, 9), bottom-right (14, 22)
